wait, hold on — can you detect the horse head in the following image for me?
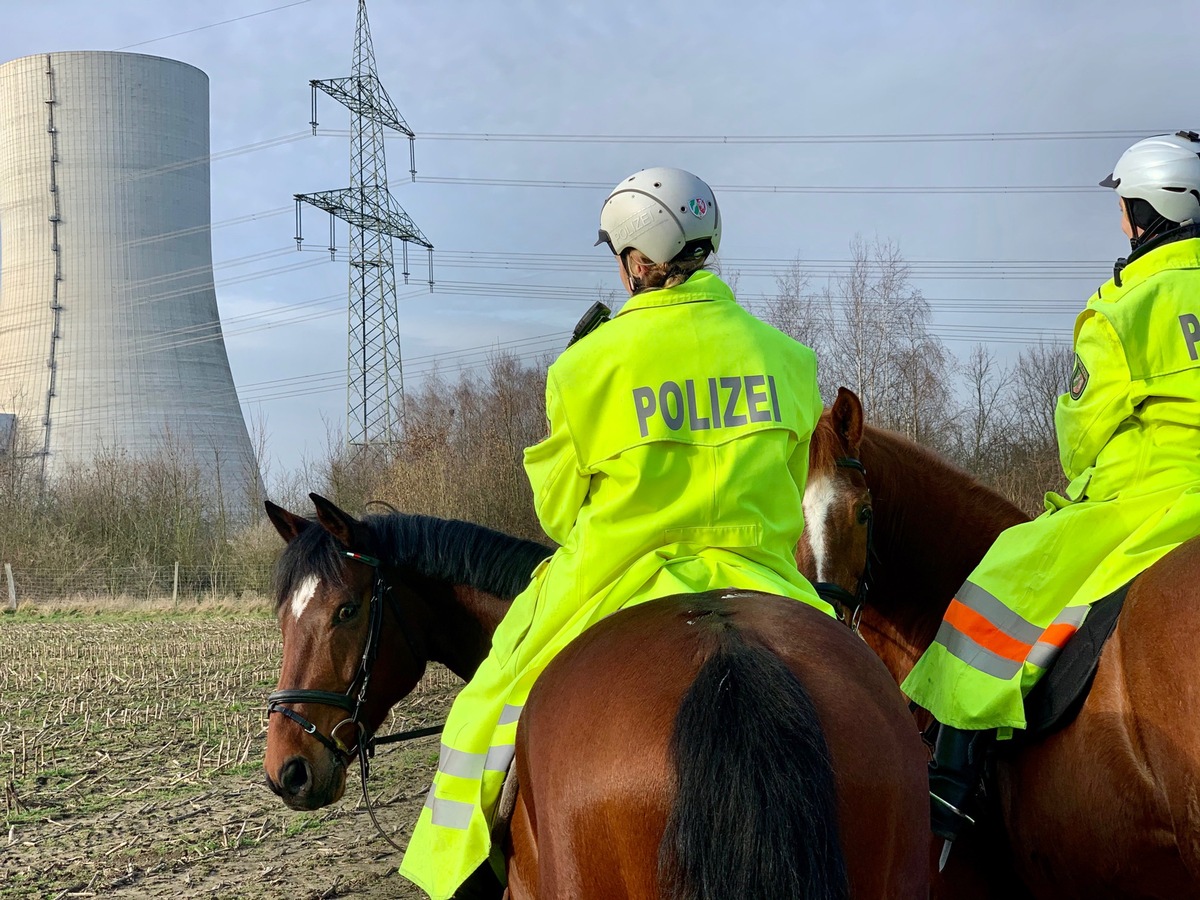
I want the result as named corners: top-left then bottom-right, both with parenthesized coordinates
top-left (799, 387), bottom-right (874, 623)
top-left (262, 493), bottom-right (429, 810)
top-left (802, 388), bottom-right (1029, 687)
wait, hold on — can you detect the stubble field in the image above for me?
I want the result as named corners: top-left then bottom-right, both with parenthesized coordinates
top-left (0, 611), bottom-right (456, 899)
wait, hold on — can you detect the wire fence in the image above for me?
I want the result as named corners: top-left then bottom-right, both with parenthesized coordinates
top-left (2, 562), bottom-right (271, 608)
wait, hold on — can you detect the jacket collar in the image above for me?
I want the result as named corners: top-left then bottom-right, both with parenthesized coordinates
top-left (1100, 232), bottom-right (1200, 300)
top-left (616, 270), bottom-right (735, 315)
top-left (1111, 225), bottom-right (1200, 290)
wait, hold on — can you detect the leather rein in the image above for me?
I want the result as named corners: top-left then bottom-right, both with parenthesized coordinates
top-left (267, 550), bottom-right (443, 851)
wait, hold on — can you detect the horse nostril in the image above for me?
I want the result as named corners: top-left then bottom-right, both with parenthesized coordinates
top-left (279, 757), bottom-right (311, 796)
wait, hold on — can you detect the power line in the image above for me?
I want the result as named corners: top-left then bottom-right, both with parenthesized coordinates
top-left (115, 0), bottom-right (315, 50)
top-left (318, 127), bottom-right (1163, 146)
top-left (0, 267), bottom-right (1085, 378)
top-left (414, 174), bottom-right (1099, 195)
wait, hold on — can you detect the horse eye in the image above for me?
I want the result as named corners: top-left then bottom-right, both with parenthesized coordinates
top-left (336, 603), bottom-right (358, 623)
top-left (857, 505), bottom-right (873, 525)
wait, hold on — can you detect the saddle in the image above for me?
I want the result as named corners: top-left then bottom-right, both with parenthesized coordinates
top-left (1017, 579), bottom-right (1131, 743)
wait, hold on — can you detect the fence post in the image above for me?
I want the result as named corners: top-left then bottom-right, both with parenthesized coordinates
top-left (4, 564), bottom-right (15, 611)
top-left (172, 561), bottom-right (180, 610)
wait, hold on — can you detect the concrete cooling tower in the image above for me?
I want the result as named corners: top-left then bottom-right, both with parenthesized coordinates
top-left (0, 51), bottom-right (260, 505)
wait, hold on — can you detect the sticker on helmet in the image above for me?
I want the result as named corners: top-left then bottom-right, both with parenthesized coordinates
top-left (688, 198), bottom-right (708, 218)
top-left (1069, 353), bottom-right (1089, 400)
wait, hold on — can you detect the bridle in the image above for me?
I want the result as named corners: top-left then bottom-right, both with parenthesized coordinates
top-left (812, 456), bottom-right (875, 633)
top-left (267, 549), bottom-right (442, 850)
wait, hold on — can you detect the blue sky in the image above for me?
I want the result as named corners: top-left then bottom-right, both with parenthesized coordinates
top-left (1, 0), bottom-right (1195, 476)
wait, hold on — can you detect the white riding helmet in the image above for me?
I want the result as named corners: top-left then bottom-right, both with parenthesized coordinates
top-left (1100, 131), bottom-right (1200, 225)
top-left (595, 167), bottom-right (721, 264)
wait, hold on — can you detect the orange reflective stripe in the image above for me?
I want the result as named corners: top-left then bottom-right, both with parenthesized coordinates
top-left (1038, 622), bottom-right (1078, 649)
top-left (942, 598), bottom-right (1033, 664)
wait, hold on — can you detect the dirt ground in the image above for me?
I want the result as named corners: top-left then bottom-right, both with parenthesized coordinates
top-left (0, 612), bottom-right (458, 899)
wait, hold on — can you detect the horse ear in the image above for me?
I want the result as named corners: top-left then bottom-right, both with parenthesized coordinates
top-left (309, 493), bottom-right (361, 548)
top-left (832, 387), bottom-right (864, 453)
top-left (265, 500), bottom-right (312, 544)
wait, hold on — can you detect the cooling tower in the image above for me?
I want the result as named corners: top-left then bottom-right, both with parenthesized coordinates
top-left (0, 51), bottom-right (260, 506)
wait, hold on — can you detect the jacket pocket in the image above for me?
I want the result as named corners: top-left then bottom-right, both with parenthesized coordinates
top-left (664, 524), bottom-right (763, 548)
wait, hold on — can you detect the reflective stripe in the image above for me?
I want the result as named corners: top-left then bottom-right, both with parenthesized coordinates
top-left (1053, 605), bottom-right (1090, 629)
top-left (439, 743), bottom-right (485, 779)
top-left (934, 620), bottom-right (1022, 680)
top-left (498, 704), bottom-right (522, 726)
top-left (943, 599), bottom-right (1033, 663)
top-left (438, 742), bottom-right (516, 779)
top-left (956, 582), bottom-right (1043, 645)
top-left (1038, 623), bottom-right (1078, 649)
top-left (1027, 605), bottom-right (1091, 670)
top-left (424, 789), bottom-right (474, 830)
top-left (1027, 641), bottom-right (1063, 670)
top-left (486, 743), bottom-right (515, 773)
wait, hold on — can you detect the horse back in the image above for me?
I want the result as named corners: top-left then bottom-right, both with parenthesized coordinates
top-left (508, 591), bottom-right (928, 899)
top-left (1000, 535), bottom-right (1200, 898)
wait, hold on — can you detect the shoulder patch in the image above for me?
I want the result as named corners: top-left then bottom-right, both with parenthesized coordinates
top-left (1069, 353), bottom-right (1089, 400)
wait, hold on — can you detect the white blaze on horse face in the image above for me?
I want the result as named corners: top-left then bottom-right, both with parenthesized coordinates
top-left (289, 575), bottom-right (320, 621)
top-left (802, 474), bottom-right (837, 583)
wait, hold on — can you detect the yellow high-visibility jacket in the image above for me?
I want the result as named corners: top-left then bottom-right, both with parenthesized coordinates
top-left (903, 234), bottom-right (1200, 731)
top-left (400, 270), bottom-right (830, 899)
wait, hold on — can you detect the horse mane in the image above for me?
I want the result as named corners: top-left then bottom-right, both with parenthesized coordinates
top-left (809, 415), bottom-right (843, 475)
top-left (858, 424), bottom-right (1027, 534)
top-left (272, 514), bottom-right (553, 611)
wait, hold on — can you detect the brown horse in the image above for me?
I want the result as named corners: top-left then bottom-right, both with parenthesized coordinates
top-left (262, 494), bottom-right (929, 899)
top-left (801, 388), bottom-right (1200, 900)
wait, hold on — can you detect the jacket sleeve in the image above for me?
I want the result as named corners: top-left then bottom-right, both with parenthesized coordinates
top-left (523, 372), bottom-right (591, 545)
top-left (1054, 309), bottom-right (1134, 481)
top-left (788, 362), bottom-right (826, 501)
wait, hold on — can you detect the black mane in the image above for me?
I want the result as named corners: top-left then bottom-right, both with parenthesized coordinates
top-left (271, 513), bottom-right (553, 610)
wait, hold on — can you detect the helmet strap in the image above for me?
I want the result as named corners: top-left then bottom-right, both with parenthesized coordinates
top-left (620, 251), bottom-right (644, 293)
top-left (1126, 197), bottom-right (1174, 250)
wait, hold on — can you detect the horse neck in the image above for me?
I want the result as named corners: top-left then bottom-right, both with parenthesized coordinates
top-left (377, 514), bottom-right (552, 681)
top-left (859, 427), bottom-right (1029, 677)
top-left (429, 583), bottom-right (515, 681)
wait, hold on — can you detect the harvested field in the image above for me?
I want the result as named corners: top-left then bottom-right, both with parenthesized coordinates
top-left (0, 611), bottom-right (457, 899)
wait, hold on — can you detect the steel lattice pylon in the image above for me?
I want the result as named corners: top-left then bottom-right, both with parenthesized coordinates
top-left (295, 0), bottom-right (432, 448)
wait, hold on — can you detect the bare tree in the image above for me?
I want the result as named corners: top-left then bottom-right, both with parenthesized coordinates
top-left (762, 256), bottom-right (826, 366)
top-left (1012, 340), bottom-right (1072, 454)
top-left (818, 237), bottom-right (952, 443)
top-left (953, 344), bottom-right (1016, 474)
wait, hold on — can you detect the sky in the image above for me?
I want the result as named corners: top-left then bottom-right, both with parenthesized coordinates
top-left (1, 0), bottom-right (1196, 480)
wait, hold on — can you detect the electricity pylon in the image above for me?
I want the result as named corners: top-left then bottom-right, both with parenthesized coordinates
top-left (295, 0), bottom-right (433, 448)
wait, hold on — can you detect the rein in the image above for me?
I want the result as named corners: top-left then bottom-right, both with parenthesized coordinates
top-left (812, 455), bottom-right (875, 632)
top-left (267, 550), bottom-right (443, 852)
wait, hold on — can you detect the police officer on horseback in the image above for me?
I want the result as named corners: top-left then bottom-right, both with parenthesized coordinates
top-left (907, 131), bottom-right (1200, 844)
top-left (400, 168), bottom-right (834, 899)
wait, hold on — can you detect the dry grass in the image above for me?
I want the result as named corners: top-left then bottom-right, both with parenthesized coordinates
top-left (6, 593), bottom-right (273, 617)
top-left (1, 612), bottom-right (460, 899)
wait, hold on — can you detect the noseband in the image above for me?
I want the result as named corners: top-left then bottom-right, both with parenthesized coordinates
top-left (812, 456), bottom-right (875, 631)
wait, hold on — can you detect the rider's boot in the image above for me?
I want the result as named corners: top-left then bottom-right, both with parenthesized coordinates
top-left (928, 724), bottom-right (994, 842)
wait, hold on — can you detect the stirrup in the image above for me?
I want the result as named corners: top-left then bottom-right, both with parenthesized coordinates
top-left (930, 790), bottom-right (975, 842)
